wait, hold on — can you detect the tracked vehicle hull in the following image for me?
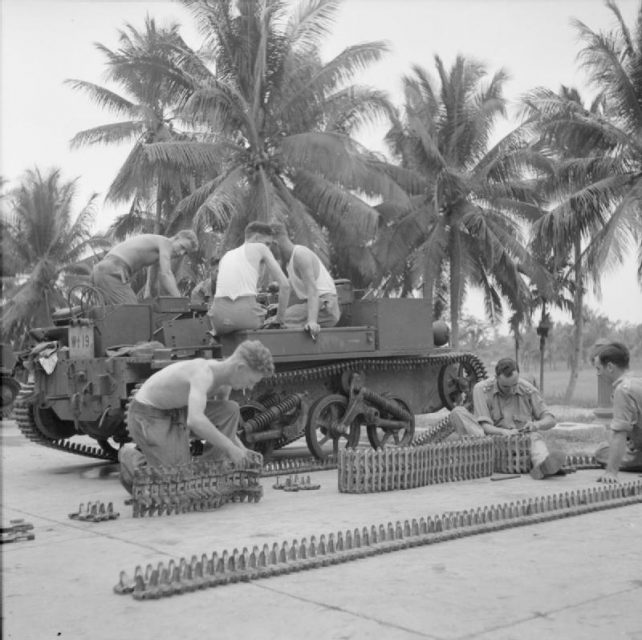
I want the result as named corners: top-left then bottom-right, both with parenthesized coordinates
top-left (14, 294), bottom-right (486, 463)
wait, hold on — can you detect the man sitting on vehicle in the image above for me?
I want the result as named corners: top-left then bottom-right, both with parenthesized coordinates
top-left (91, 230), bottom-right (198, 305)
top-left (208, 222), bottom-right (290, 335)
top-left (270, 223), bottom-right (340, 340)
top-left (449, 357), bottom-right (566, 479)
top-left (118, 340), bottom-right (274, 493)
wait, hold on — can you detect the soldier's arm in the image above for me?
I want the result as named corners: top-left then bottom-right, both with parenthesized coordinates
top-left (295, 251), bottom-right (321, 335)
top-left (157, 239), bottom-right (181, 297)
top-left (472, 382), bottom-right (517, 435)
top-left (260, 245), bottom-right (291, 325)
top-left (186, 369), bottom-right (246, 463)
top-left (598, 385), bottom-right (637, 482)
top-left (523, 384), bottom-right (556, 432)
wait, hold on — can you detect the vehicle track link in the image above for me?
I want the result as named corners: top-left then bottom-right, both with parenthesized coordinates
top-left (130, 454), bottom-right (264, 517)
top-left (114, 478), bottom-right (642, 599)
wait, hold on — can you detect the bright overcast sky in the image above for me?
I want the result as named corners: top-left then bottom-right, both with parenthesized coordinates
top-left (1, 0), bottom-right (641, 326)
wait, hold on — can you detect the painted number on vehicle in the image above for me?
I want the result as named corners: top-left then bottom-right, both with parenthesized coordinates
top-left (68, 326), bottom-right (94, 358)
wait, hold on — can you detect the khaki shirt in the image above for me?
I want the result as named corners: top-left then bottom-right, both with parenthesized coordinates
top-left (611, 375), bottom-right (642, 450)
top-left (472, 377), bottom-right (554, 430)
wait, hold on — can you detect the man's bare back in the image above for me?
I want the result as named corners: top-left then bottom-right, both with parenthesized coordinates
top-left (135, 359), bottom-right (226, 409)
top-left (107, 234), bottom-right (172, 273)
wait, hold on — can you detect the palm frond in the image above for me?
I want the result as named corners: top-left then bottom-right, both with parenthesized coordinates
top-left (64, 79), bottom-right (136, 117)
top-left (69, 121), bottom-right (146, 149)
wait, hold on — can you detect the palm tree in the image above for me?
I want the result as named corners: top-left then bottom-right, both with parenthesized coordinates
top-left (522, 86), bottom-right (610, 401)
top-left (0, 168), bottom-right (108, 343)
top-left (142, 0), bottom-right (406, 277)
top-left (66, 15), bottom-right (213, 234)
top-left (522, 1), bottom-right (642, 285)
top-left (372, 57), bottom-right (548, 348)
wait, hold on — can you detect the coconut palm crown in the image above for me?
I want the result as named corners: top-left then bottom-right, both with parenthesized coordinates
top-left (374, 56), bottom-right (548, 347)
top-left (142, 0), bottom-right (407, 275)
top-left (521, 0), bottom-right (642, 284)
top-left (66, 15), bottom-right (213, 235)
top-left (0, 168), bottom-right (109, 343)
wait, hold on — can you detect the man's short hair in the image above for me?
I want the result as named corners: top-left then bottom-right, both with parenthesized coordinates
top-left (172, 229), bottom-right (199, 251)
top-left (596, 342), bottom-right (630, 369)
top-left (270, 222), bottom-right (289, 238)
top-left (234, 340), bottom-right (275, 377)
top-left (495, 357), bottom-right (519, 378)
top-left (244, 221), bottom-right (273, 239)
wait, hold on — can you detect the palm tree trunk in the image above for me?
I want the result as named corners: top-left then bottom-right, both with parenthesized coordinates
top-left (449, 230), bottom-right (462, 349)
top-left (539, 303), bottom-right (547, 392)
top-left (154, 180), bottom-right (163, 234)
top-left (423, 261), bottom-right (434, 339)
top-left (564, 237), bottom-right (584, 403)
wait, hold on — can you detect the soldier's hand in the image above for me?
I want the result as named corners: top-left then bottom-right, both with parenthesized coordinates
top-left (228, 446), bottom-right (250, 465)
top-left (519, 421), bottom-right (537, 433)
top-left (596, 471), bottom-right (619, 484)
top-left (304, 322), bottom-right (321, 341)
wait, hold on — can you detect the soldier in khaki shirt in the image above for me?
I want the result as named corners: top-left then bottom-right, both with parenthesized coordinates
top-left (450, 357), bottom-right (566, 478)
top-left (593, 342), bottom-right (642, 482)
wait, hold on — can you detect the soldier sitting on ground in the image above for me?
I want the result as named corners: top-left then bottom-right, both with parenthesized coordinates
top-left (449, 357), bottom-right (566, 479)
top-left (208, 222), bottom-right (290, 335)
top-left (91, 230), bottom-right (198, 305)
top-left (269, 223), bottom-right (340, 340)
top-left (593, 342), bottom-right (642, 483)
top-left (118, 340), bottom-right (274, 493)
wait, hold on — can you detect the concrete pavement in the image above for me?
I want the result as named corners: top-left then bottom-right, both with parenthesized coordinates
top-left (2, 419), bottom-right (641, 640)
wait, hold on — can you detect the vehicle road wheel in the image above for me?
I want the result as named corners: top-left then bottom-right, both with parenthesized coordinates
top-left (366, 396), bottom-right (415, 449)
top-left (305, 394), bottom-right (359, 461)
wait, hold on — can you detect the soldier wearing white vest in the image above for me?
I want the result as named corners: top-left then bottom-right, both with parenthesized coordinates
top-left (270, 223), bottom-right (340, 340)
top-left (208, 222), bottom-right (290, 335)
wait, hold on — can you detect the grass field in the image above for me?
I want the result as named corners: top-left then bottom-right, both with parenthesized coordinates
top-left (520, 365), bottom-right (642, 409)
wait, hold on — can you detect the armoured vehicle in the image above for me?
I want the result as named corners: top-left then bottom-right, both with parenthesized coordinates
top-left (13, 281), bottom-right (485, 461)
top-left (1, 343), bottom-right (22, 418)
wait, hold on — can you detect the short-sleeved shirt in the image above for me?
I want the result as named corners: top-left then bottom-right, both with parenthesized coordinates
top-left (610, 375), bottom-right (642, 450)
top-left (472, 377), bottom-right (554, 430)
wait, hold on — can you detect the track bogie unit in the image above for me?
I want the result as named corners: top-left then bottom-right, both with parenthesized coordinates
top-left (14, 290), bottom-right (486, 462)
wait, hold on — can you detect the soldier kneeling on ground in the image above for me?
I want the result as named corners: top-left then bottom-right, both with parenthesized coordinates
top-left (118, 340), bottom-right (274, 493)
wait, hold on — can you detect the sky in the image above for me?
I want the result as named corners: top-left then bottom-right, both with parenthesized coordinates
top-left (1, 0), bottom-right (641, 327)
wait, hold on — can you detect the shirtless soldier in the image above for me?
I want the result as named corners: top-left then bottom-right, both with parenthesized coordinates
top-left (118, 340), bottom-right (274, 493)
top-left (270, 222), bottom-right (340, 339)
top-left (91, 230), bottom-right (198, 305)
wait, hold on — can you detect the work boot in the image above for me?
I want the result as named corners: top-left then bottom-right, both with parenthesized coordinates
top-left (118, 444), bottom-right (146, 494)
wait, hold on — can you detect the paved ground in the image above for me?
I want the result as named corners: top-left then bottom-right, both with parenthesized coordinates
top-left (2, 418), bottom-right (642, 640)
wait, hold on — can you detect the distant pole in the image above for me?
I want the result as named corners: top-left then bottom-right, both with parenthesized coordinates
top-left (539, 334), bottom-right (545, 392)
top-left (536, 311), bottom-right (552, 393)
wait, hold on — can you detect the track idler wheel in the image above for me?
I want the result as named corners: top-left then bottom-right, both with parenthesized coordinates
top-left (305, 394), bottom-right (359, 461)
top-left (437, 356), bottom-right (485, 410)
top-left (366, 396), bottom-right (415, 449)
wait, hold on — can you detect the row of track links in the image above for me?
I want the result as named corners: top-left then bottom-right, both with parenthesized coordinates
top-left (114, 479), bottom-right (642, 599)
